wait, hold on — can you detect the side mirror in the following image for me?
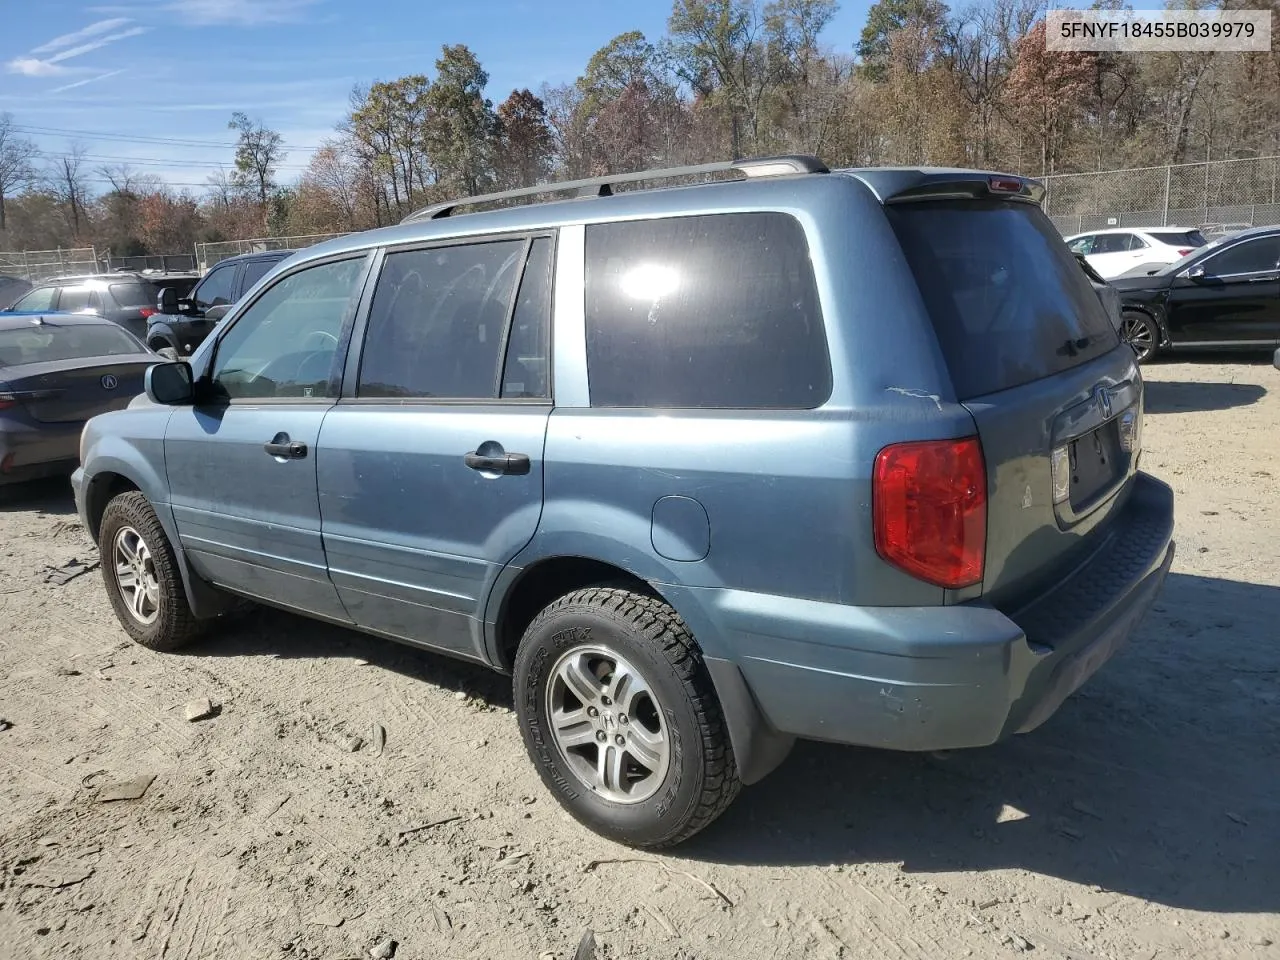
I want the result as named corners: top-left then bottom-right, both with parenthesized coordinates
top-left (205, 304), bottom-right (230, 321)
top-left (159, 287), bottom-right (179, 314)
top-left (145, 361), bottom-right (195, 405)
top-left (1186, 265), bottom-right (1206, 280)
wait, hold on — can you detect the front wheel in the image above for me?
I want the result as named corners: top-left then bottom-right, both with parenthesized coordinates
top-left (1120, 310), bottom-right (1160, 363)
top-left (154, 346), bottom-right (180, 361)
top-left (99, 491), bottom-right (203, 650)
top-left (514, 587), bottom-right (740, 848)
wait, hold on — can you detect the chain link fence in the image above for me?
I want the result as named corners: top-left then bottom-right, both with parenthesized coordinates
top-left (194, 233), bottom-right (349, 271)
top-left (1043, 155), bottom-right (1280, 237)
top-left (0, 247), bottom-right (99, 282)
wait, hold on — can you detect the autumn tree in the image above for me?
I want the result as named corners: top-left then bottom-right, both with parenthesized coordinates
top-left (1004, 21), bottom-right (1096, 175)
top-left (495, 89), bottom-right (554, 188)
top-left (856, 0), bottom-right (949, 81)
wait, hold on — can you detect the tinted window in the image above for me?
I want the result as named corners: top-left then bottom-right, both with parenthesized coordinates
top-left (194, 264), bottom-right (237, 310)
top-left (1092, 234), bottom-right (1129, 254)
top-left (585, 213), bottom-right (829, 409)
top-left (359, 240), bottom-right (525, 399)
top-left (1148, 230), bottom-right (1207, 247)
top-left (0, 323), bottom-right (142, 365)
top-left (240, 258), bottom-right (278, 291)
top-left (502, 237), bottom-right (553, 399)
top-left (57, 286), bottom-right (99, 314)
top-left (12, 286), bottom-right (57, 312)
top-left (209, 257), bottom-right (365, 401)
top-left (887, 201), bottom-right (1119, 400)
top-left (1066, 236), bottom-right (1093, 254)
top-left (1203, 235), bottom-right (1280, 276)
top-left (108, 281), bottom-right (156, 308)
top-left (1126, 234), bottom-right (1149, 250)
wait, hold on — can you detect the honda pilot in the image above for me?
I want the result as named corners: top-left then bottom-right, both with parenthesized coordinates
top-left (72, 156), bottom-right (1175, 848)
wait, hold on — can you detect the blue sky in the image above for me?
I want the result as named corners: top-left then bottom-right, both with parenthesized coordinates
top-left (3, 0), bottom-right (875, 194)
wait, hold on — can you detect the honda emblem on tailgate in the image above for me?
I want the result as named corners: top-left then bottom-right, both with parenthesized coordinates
top-left (101, 374), bottom-right (118, 390)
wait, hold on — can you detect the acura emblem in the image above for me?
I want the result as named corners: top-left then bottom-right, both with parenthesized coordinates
top-left (101, 374), bottom-right (118, 390)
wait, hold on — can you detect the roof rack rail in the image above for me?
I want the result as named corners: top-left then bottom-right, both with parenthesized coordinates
top-left (400, 154), bottom-right (828, 224)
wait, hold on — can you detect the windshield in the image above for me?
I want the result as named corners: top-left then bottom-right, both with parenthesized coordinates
top-left (887, 200), bottom-right (1119, 400)
top-left (0, 323), bottom-right (144, 365)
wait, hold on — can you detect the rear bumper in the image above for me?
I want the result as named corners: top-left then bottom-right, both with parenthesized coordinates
top-left (706, 472), bottom-right (1174, 753)
top-left (0, 421), bottom-right (82, 485)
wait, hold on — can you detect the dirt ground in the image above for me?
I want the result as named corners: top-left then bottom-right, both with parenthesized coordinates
top-left (0, 357), bottom-right (1277, 960)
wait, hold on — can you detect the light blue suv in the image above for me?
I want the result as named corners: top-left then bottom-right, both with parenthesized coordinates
top-left (73, 156), bottom-right (1175, 847)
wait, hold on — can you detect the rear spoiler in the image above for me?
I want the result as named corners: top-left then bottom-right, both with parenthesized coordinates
top-left (844, 169), bottom-right (1045, 206)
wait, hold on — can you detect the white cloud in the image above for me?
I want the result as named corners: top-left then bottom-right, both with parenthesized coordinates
top-left (45, 27), bottom-right (150, 64)
top-left (90, 0), bottom-right (322, 26)
top-left (7, 23), bottom-right (150, 78)
top-left (49, 69), bottom-right (127, 94)
top-left (31, 18), bottom-right (133, 55)
top-left (6, 58), bottom-right (75, 77)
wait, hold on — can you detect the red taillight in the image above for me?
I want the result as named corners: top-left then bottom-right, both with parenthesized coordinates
top-left (139, 307), bottom-right (157, 319)
top-left (873, 437), bottom-right (987, 589)
top-left (1176, 248), bottom-right (1192, 256)
top-left (988, 176), bottom-right (1023, 194)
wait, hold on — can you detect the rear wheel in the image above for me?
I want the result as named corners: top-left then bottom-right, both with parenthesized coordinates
top-left (1120, 310), bottom-right (1159, 363)
top-left (99, 491), bottom-right (202, 651)
top-left (513, 587), bottom-right (740, 848)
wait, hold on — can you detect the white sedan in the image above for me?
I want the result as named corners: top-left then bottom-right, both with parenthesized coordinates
top-left (1064, 227), bottom-right (1209, 279)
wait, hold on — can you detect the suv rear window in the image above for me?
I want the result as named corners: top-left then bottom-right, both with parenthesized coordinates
top-left (585, 212), bottom-right (830, 409)
top-left (108, 281), bottom-right (156, 308)
top-left (1147, 230), bottom-right (1207, 247)
top-left (887, 201), bottom-right (1119, 400)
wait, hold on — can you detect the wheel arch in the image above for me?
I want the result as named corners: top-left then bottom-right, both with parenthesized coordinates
top-left (1121, 303), bottom-right (1170, 349)
top-left (486, 548), bottom-right (794, 786)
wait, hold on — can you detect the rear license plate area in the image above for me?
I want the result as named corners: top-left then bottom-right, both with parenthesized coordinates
top-left (1069, 421), bottom-right (1123, 508)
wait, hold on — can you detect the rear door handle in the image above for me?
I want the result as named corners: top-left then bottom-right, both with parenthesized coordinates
top-left (464, 451), bottom-right (531, 476)
top-left (264, 434), bottom-right (308, 459)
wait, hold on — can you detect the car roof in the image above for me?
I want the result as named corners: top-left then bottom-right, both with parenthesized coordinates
top-left (289, 165), bottom-right (1040, 267)
top-left (208, 249), bottom-right (297, 267)
top-left (1066, 226), bottom-right (1201, 238)
top-left (0, 311), bottom-right (123, 330)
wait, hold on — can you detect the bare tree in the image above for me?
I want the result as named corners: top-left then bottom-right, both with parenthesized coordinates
top-left (0, 113), bottom-right (39, 233)
top-left (47, 142), bottom-right (91, 240)
top-left (228, 112), bottom-right (286, 213)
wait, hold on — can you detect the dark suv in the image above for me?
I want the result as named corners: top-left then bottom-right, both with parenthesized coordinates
top-left (73, 157), bottom-right (1174, 848)
top-left (146, 250), bottom-right (295, 358)
top-left (8, 273), bottom-right (194, 341)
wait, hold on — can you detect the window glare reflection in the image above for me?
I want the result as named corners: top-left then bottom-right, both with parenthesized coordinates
top-left (619, 263), bottom-right (680, 300)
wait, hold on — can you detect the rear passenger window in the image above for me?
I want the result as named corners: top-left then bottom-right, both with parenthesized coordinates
top-left (240, 258), bottom-right (276, 291)
top-left (585, 213), bottom-right (830, 409)
top-left (57, 286), bottom-right (97, 313)
top-left (358, 239), bottom-right (527, 399)
top-left (108, 282), bottom-right (154, 308)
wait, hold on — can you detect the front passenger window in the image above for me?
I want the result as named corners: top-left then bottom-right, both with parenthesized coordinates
top-left (208, 257), bottom-right (365, 401)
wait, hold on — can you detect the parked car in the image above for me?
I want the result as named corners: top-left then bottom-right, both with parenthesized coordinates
top-left (7, 273), bottom-right (196, 342)
top-left (1109, 225), bottom-right (1280, 361)
top-left (0, 274), bottom-right (33, 310)
top-left (73, 157), bottom-right (1175, 848)
top-left (1065, 226), bottom-right (1209, 279)
top-left (147, 250), bottom-right (296, 358)
top-left (0, 312), bottom-right (156, 485)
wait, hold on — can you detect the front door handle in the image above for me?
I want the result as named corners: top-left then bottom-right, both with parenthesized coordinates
top-left (264, 433), bottom-right (308, 459)
top-left (464, 451), bottom-right (530, 476)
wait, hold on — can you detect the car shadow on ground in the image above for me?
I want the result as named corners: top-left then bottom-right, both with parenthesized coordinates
top-left (1143, 379), bottom-right (1266, 414)
top-left (182, 572), bottom-right (1278, 915)
top-left (0, 477), bottom-right (78, 515)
